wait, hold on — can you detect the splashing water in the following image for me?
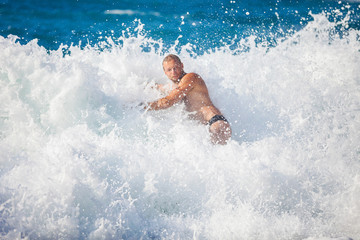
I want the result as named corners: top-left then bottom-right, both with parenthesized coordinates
top-left (0, 12), bottom-right (360, 240)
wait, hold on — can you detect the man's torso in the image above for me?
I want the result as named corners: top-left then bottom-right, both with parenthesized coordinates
top-left (179, 73), bottom-right (222, 123)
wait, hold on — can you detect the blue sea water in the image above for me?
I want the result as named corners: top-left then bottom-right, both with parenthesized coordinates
top-left (1, 0), bottom-right (360, 239)
top-left (1, 0), bottom-right (360, 51)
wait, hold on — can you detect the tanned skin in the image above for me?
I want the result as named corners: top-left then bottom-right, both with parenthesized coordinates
top-left (145, 54), bottom-right (231, 145)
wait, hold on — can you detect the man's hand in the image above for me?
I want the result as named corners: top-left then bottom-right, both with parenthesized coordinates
top-left (137, 102), bottom-right (148, 111)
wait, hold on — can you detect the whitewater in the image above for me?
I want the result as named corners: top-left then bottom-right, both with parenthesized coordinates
top-left (1, 13), bottom-right (360, 240)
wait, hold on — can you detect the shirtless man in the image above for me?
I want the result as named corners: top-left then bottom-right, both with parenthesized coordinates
top-left (144, 54), bottom-right (231, 145)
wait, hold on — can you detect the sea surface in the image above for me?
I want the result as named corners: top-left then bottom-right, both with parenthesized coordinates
top-left (1, 0), bottom-right (360, 239)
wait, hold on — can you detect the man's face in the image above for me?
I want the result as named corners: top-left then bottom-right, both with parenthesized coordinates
top-left (163, 59), bottom-right (184, 82)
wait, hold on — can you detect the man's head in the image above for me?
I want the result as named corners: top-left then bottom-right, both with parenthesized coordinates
top-left (162, 54), bottom-right (184, 83)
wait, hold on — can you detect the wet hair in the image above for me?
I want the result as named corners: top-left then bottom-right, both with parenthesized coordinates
top-left (162, 54), bottom-right (182, 65)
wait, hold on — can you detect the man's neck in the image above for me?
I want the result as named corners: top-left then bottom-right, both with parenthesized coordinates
top-left (176, 72), bottom-right (187, 83)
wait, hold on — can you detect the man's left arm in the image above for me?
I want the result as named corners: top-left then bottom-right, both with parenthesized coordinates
top-left (145, 77), bottom-right (194, 110)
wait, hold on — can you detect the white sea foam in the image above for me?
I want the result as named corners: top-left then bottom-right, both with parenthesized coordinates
top-left (0, 13), bottom-right (359, 239)
top-left (105, 9), bottom-right (161, 17)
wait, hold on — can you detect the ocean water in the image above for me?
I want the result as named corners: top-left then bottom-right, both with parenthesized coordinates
top-left (1, 0), bottom-right (360, 239)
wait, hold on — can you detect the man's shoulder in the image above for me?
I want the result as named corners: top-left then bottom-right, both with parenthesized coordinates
top-left (185, 72), bottom-right (200, 78)
top-left (183, 72), bottom-right (203, 83)
top-left (179, 73), bottom-right (206, 92)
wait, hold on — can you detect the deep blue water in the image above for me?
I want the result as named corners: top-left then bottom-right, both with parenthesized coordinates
top-left (1, 0), bottom-right (359, 52)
